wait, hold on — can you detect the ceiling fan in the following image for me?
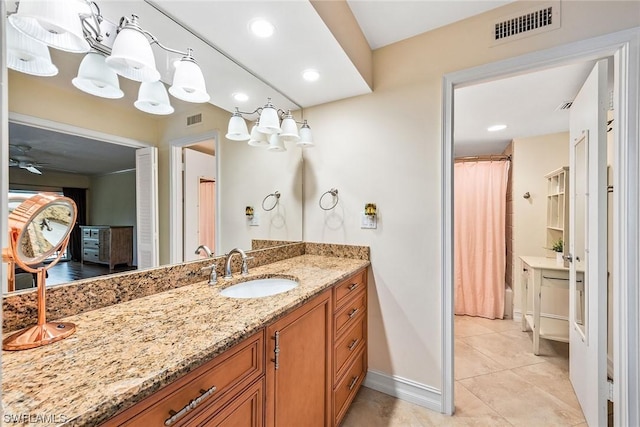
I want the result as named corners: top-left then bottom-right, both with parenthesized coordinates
top-left (9, 145), bottom-right (46, 175)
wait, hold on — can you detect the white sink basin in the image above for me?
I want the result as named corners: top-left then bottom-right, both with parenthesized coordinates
top-left (220, 278), bottom-right (298, 299)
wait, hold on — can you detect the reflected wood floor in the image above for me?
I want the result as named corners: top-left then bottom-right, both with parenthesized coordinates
top-left (342, 315), bottom-right (588, 426)
top-left (14, 261), bottom-right (137, 290)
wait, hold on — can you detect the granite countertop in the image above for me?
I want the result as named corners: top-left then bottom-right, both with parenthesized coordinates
top-left (2, 254), bottom-right (369, 427)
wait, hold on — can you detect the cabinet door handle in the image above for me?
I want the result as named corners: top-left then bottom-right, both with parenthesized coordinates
top-left (271, 331), bottom-right (280, 370)
top-left (348, 338), bottom-right (359, 351)
top-left (348, 283), bottom-right (358, 291)
top-left (348, 308), bottom-right (359, 318)
top-left (164, 385), bottom-right (217, 426)
top-left (348, 375), bottom-right (360, 391)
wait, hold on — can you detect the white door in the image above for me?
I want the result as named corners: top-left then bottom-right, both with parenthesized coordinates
top-left (183, 148), bottom-right (216, 261)
top-left (568, 59), bottom-right (609, 426)
top-left (136, 146), bottom-right (159, 269)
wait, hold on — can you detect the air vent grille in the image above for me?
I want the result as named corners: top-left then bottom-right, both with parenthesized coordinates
top-left (187, 113), bottom-right (202, 127)
top-left (492, 2), bottom-right (560, 45)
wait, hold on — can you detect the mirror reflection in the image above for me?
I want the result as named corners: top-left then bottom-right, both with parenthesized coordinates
top-left (5, 50), bottom-right (304, 294)
top-left (21, 202), bottom-right (74, 263)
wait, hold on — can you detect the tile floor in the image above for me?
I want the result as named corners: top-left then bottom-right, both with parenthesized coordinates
top-left (341, 315), bottom-right (587, 426)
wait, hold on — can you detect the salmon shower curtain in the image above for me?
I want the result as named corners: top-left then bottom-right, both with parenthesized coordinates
top-left (454, 160), bottom-right (510, 319)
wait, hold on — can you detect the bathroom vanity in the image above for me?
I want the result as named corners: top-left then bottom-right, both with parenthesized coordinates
top-left (2, 250), bottom-right (369, 427)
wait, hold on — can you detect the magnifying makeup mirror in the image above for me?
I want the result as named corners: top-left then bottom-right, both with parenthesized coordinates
top-left (2, 193), bottom-right (78, 350)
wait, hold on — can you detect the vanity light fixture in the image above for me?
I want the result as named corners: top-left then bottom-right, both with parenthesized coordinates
top-left (134, 81), bottom-right (174, 115)
top-left (6, 17), bottom-right (59, 77)
top-left (6, 1), bottom-right (210, 113)
top-left (227, 98), bottom-right (314, 148)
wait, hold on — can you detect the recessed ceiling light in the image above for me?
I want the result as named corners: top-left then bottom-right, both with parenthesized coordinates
top-left (487, 124), bottom-right (507, 132)
top-left (302, 69), bottom-right (320, 82)
top-left (233, 92), bottom-right (249, 102)
top-left (249, 19), bottom-right (275, 38)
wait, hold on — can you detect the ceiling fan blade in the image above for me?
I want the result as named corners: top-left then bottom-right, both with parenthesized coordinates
top-left (25, 166), bottom-right (42, 175)
top-left (9, 158), bottom-right (19, 167)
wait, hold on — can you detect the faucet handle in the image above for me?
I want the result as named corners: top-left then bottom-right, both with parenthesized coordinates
top-left (241, 257), bottom-right (254, 276)
top-left (201, 263), bottom-right (218, 285)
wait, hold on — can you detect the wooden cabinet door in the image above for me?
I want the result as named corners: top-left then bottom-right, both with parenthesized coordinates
top-left (265, 289), bottom-right (332, 427)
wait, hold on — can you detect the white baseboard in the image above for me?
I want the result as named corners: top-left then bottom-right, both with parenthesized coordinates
top-left (363, 369), bottom-right (442, 412)
top-left (513, 309), bottom-right (569, 323)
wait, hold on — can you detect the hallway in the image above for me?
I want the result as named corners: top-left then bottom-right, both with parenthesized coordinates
top-left (342, 315), bottom-right (586, 426)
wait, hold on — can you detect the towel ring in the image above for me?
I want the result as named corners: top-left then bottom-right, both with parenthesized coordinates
top-left (319, 188), bottom-right (339, 211)
top-left (262, 191), bottom-right (281, 211)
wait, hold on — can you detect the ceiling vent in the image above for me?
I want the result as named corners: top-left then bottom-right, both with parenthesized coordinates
top-left (492, 2), bottom-right (560, 46)
top-left (555, 101), bottom-right (573, 111)
top-left (186, 113), bottom-right (203, 127)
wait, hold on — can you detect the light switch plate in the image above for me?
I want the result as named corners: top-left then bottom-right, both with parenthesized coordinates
top-left (248, 214), bottom-right (260, 226)
top-left (360, 212), bottom-right (377, 229)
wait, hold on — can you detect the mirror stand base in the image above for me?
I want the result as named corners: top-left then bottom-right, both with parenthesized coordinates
top-left (2, 322), bottom-right (76, 351)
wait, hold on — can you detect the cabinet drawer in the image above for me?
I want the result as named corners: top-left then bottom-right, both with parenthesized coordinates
top-left (334, 269), bottom-right (366, 310)
top-left (104, 331), bottom-right (264, 427)
top-left (83, 249), bottom-right (99, 262)
top-left (335, 290), bottom-right (366, 338)
top-left (334, 315), bottom-right (366, 381)
top-left (334, 347), bottom-right (366, 426)
top-left (83, 239), bottom-right (99, 249)
top-left (191, 378), bottom-right (264, 427)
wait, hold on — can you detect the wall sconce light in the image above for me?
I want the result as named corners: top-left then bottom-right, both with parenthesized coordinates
top-left (226, 98), bottom-right (314, 148)
top-left (245, 206), bottom-right (254, 218)
top-left (364, 203), bottom-right (377, 216)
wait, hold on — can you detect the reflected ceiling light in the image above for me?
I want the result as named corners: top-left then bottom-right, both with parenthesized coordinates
top-left (6, 18), bottom-right (58, 77)
top-left (6, 4), bottom-right (210, 114)
top-left (487, 124), bottom-right (507, 132)
top-left (248, 120), bottom-right (270, 147)
top-left (226, 108), bottom-right (251, 141)
top-left (72, 51), bottom-right (123, 99)
top-left (233, 92), bottom-right (249, 102)
top-left (296, 120), bottom-right (314, 147)
top-left (134, 81), bottom-right (174, 115)
top-left (267, 134), bottom-right (286, 152)
top-left (8, 0), bottom-right (90, 53)
top-left (302, 69), bottom-right (320, 82)
top-left (227, 98), bottom-right (314, 149)
top-left (249, 18), bottom-right (275, 38)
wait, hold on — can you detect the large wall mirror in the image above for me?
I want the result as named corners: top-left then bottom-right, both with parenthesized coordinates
top-left (3, 2), bottom-right (304, 294)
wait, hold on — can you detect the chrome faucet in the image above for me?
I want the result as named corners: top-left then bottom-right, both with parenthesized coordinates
top-left (195, 245), bottom-right (213, 257)
top-left (224, 248), bottom-right (250, 279)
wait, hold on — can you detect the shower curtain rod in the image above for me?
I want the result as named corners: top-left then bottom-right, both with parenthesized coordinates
top-left (454, 154), bottom-right (512, 163)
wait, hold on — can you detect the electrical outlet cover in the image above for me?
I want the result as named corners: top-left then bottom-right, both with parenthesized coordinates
top-left (360, 212), bottom-right (377, 229)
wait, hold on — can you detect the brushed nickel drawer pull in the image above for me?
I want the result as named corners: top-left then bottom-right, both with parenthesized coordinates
top-left (348, 308), bottom-right (359, 318)
top-left (348, 338), bottom-right (359, 351)
top-left (164, 385), bottom-right (217, 426)
top-left (348, 375), bottom-right (360, 391)
top-left (348, 283), bottom-right (358, 291)
top-left (272, 331), bottom-right (280, 370)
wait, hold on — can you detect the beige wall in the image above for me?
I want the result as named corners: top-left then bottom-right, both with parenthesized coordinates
top-left (302, 1), bottom-right (639, 389)
top-left (512, 132), bottom-right (570, 317)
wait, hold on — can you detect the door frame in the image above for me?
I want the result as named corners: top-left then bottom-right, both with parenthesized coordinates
top-left (441, 27), bottom-right (640, 425)
top-left (169, 131), bottom-right (220, 264)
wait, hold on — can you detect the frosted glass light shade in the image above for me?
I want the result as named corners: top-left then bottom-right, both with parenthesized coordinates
top-left (279, 113), bottom-right (300, 142)
top-left (72, 52), bottom-right (124, 99)
top-left (226, 111), bottom-right (250, 141)
top-left (257, 102), bottom-right (281, 134)
top-left (267, 134), bottom-right (286, 152)
top-left (297, 121), bottom-right (314, 147)
top-left (169, 59), bottom-right (210, 103)
top-left (7, 19), bottom-right (58, 76)
top-left (248, 123), bottom-right (270, 147)
top-left (9, 0), bottom-right (90, 53)
top-left (134, 81), bottom-right (174, 115)
top-left (106, 24), bottom-right (160, 82)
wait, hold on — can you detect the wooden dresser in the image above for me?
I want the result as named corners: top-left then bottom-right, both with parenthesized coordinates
top-left (80, 225), bottom-right (134, 270)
